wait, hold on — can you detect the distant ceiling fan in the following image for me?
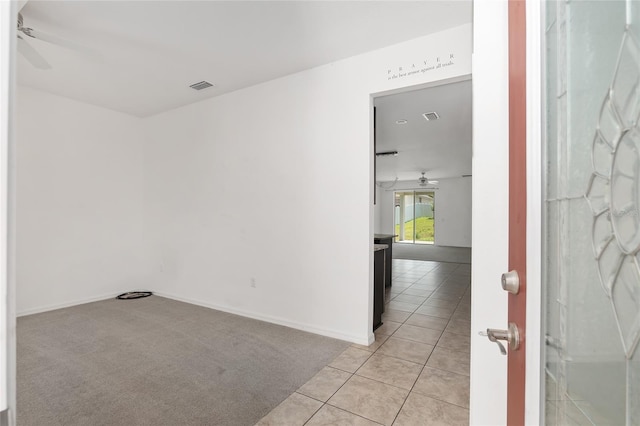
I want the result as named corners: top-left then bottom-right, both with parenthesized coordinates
top-left (17, 12), bottom-right (90, 69)
top-left (418, 172), bottom-right (438, 186)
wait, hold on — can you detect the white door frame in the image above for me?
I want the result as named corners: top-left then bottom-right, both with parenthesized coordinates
top-left (0, 1), bottom-right (16, 425)
top-left (525, 0), bottom-right (543, 424)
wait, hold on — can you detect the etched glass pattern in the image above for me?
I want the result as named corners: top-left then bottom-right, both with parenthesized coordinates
top-left (588, 30), bottom-right (640, 359)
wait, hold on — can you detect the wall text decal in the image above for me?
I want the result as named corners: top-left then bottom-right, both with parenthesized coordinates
top-left (386, 53), bottom-right (456, 81)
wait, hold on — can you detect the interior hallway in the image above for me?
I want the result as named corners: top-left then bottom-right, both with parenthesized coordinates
top-left (258, 259), bottom-right (471, 425)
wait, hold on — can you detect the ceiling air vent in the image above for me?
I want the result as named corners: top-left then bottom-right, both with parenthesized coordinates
top-left (422, 112), bottom-right (440, 121)
top-left (189, 81), bottom-right (214, 91)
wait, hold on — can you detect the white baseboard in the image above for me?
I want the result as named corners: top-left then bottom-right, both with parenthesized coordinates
top-left (17, 293), bottom-right (120, 317)
top-left (154, 291), bottom-right (369, 345)
top-left (17, 290), bottom-right (370, 346)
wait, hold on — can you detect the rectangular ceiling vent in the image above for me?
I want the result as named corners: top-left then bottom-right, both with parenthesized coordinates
top-left (189, 81), bottom-right (214, 91)
top-left (422, 112), bottom-right (440, 121)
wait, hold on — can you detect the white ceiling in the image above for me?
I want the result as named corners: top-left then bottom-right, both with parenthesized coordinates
top-left (17, 1), bottom-right (472, 117)
top-left (374, 79), bottom-right (472, 182)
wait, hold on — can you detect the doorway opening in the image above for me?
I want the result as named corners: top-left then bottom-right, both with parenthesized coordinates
top-left (394, 190), bottom-right (435, 244)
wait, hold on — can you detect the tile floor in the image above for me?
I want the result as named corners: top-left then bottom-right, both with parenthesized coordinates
top-left (257, 259), bottom-right (471, 426)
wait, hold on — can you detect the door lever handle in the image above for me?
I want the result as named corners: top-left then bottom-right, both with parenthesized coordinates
top-left (480, 322), bottom-right (520, 355)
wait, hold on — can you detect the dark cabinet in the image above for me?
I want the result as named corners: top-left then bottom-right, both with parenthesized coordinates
top-left (373, 245), bottom-right (386, 331)
top-left (374, 234), bottom-right (394, 287)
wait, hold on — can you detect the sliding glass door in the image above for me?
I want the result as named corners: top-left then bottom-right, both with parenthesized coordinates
top-left (394, 191), bottom-right (435, 244)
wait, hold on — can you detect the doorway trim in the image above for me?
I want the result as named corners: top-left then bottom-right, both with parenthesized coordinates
top-left (0, 0), bottom-right (17, 424)
top-left (525, 0), bottom-right (543, 423)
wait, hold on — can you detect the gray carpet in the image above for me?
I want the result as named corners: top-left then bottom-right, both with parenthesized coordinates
top-left (392, 243), bottom-right (472, 264)
top-left (17, 296), bottom-right (350, 426)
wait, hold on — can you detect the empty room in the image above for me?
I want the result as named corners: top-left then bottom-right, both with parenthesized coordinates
top-left (6, 1), bottom-right (477, 425)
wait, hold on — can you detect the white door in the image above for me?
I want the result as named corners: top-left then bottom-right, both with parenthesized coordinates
top-left (469, 1), bottom-right (511, 424)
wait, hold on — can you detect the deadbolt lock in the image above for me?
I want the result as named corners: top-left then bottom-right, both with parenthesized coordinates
top-left (501, 270), bottom-right (520, 294)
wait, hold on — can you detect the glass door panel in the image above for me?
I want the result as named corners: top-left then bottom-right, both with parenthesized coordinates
top-left (394, 191), bottom-right (435, 244)
top-left (414, 191), bottom-right (435, 244)
top-left (543, 1), bottom-right (638, 423)
top-left (394, 191), bottom-right (411, 243)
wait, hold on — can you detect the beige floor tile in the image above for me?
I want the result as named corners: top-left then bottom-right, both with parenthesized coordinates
top-left (401, 288), bottom-right (432, 297)
top-left (376, 337), bottom-right (434, 364)
top-left (352, 333), bottom-right (389, 352)
top-left (451, 308), bottom-right (471, 319)
top-left (387, 301), bottom-right (420, 313)
top-left (392, 278), bottom-right (417, 285)
top-left (328, 375), bottom-right (409, 426)
top-left (392, 294), bottom-right (428, 305)
top-left (297, 366), bottom-right (352, 402)
top-left (329, 347), bottom-right (372, 373)
top-left (405, 314), bottom-right (448, 331)
top-left (436, 331), bottom-right (470, 353)
top-left (427, 293), bottom-right (461, 302)
top-left (391, 283), bottom-right (412, 290)
top-left (355, 353), bottom-right (422, 390)
top-left (376, 321), bottom-right (403, 336)
top-left (412, 366), bottom-right (470, 408)
top-left (426, 347), bottom-right (470, 376)
top-left (382, 309), bottom-right (412, 323)
top-left (445, 318), bottom-right (471, 336)
top-left (256, 392), bottom-right (323, 426)
top-left (422, 298), bottom-right (458, 309)
top-left (408, 283), bottom-right (440, 291)
top-left (306, 405), bottom-right (382, 426)
top-left (393, 392), bottom-right (469, 426)
top-left (414, 305), bottom-right (454, 319)
top-left (434, 288), bottom-right (466, 298)
top-left (393, 324), bottom-right (442, 345)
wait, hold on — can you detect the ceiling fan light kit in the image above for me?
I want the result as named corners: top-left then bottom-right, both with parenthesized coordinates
top-left (418, 171), bottom-right (438, 186)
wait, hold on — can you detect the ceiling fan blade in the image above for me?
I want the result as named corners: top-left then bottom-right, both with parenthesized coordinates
top-left (27, 28), bottom-right (93, 56)
top-left (429, 180), bottom-right (439, 184)
top-left (18, 36), bottom-right (51, 69)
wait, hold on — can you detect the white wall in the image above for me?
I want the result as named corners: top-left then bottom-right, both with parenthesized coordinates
top-left (143, 25), bottom-right (472, 345)
top-left (16, 87), bottom-right (150, 315)
top-left (376, 177), bottom-right (472, 247)
top-left (373, 184), bottom-right (382, 233)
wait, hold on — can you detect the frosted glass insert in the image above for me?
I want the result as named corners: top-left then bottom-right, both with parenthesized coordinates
top-left (611, 32), bottom-right (640, 128)
top-left (598, 96), bottom-right (623, 148)
top-left (592, 210), bottom-right (613, 258)
top-left (588, 23), bottom-right (640, 360)
top-left (544, 1), bottom-right (634, 424)
top-left (592, 133), bottom-right (614, 177)
top-left (610, 128), bottom-right (640, 254)
top-left (611, 256), bottom-right (640, 357)
top-left (597, 237), bottom-right (623, 295)
top-left (586, 173), bottom-right (610, 215)
top-left (631, 350), bottom-right (640, 424)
